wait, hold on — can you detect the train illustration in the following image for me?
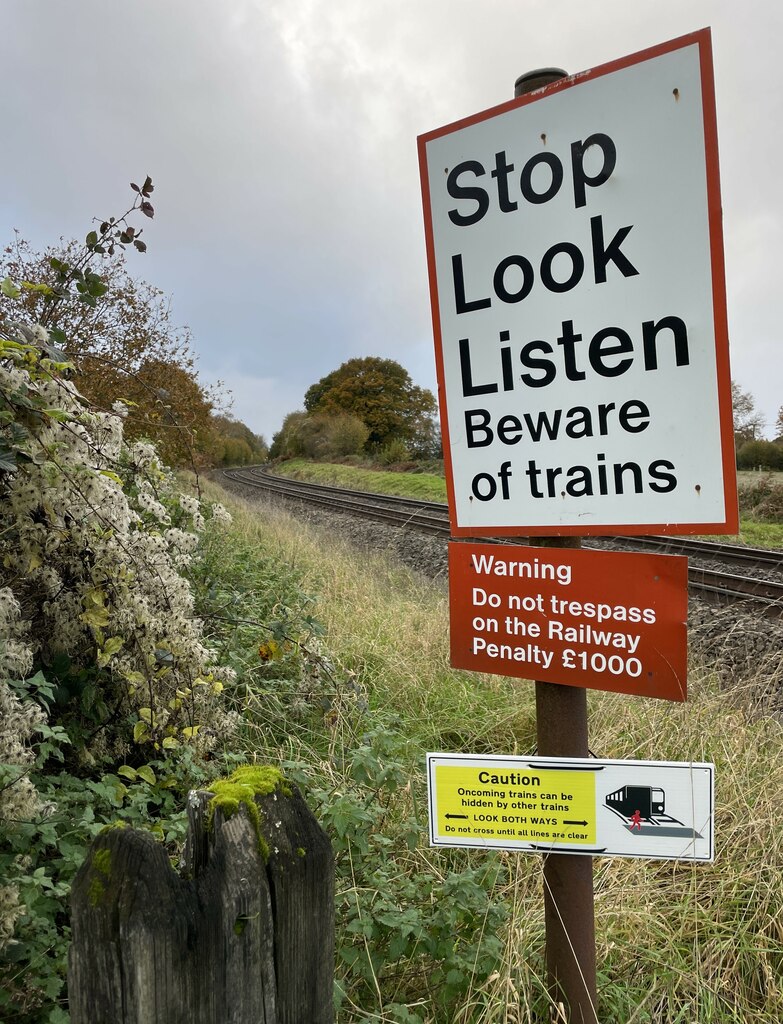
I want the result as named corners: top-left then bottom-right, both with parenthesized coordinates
top-left (605, 785), bottom-right (665, 820)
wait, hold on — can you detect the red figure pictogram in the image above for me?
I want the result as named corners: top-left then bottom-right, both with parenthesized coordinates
top-left (630, 809), bottom-right (642, 831)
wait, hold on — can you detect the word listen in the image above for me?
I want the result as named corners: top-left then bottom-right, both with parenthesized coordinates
top-left (446, 130), bottom-right (693, 503)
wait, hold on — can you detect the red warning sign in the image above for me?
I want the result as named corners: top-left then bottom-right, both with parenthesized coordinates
top-left (449, 542), bottom-right (688, 700)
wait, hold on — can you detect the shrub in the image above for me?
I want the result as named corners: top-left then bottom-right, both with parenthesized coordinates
top-left (737, 439), bottom-right (783, 471)
top-left (0, 286), bottom-right (239, 1017)
top-left (376, 438), bottom-right (411, 465)
top-left (738, 473), bottom-right (783, 522)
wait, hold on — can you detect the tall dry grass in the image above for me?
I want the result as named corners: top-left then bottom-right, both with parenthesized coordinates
top-left (205, 480), bottom-right (783, 1023)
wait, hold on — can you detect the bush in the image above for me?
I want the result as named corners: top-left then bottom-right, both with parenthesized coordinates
top-left (738, 473), bottom-right (783, 522)
top-left (0, 285), bottom-right (239, 1017)
top-left (218, 435), bottom-right (254, 466)
top-left (737, 439), bottom-right (783, 471)
top-left (376, 438), bottom-right (411, 465)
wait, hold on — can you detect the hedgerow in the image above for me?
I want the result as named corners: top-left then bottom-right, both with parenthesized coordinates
top-left (0, 281), bottom-right (250, 1016)
top-left (0, 190), bottom-right (507, 1024)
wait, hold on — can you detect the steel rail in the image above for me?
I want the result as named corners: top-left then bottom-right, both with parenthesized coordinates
top-left (220, 466), bottom-right (783, 614)
top-left (226, 466), bottom-right (782, 571)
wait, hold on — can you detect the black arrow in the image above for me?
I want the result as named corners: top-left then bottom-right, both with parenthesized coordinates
top-left (445, 813), bottom-right (469, 820)
top-left (563, 819), bottom-right (589, 826)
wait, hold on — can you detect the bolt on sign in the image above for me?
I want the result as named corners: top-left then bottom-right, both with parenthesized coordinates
top-left (418, 29), bottom-right (737, 536)
top-left (427, 753), bottom-right (714, 861)
top-left (449, 541), bottom-right (688, 700)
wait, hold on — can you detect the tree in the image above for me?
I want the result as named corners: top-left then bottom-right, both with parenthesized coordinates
top-left (98, 355), bottom-right (216, 467)
top-left (0, 193), bottom-right (224, 466)
top-left (303, 357), bottom-right (437, 452)
top-left (731, 380), bottom-right (766, 447)
top-left (210, 414), bottom-right (266, 457)
top-left (209, 414), bottom-right (268, 466)
top-left (269, 411), bottom-right (309, 460)
top-left (774, 406), bottom-right (783, 443)
top-left (296, 412), bottom-right (368, 459)
top-left (736, 439), bottom-right (783, 471)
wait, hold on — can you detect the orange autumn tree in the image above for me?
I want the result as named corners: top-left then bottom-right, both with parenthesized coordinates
top-left (303, 356), bottom-right (439, 457)
top-left (1, 181), bottom-right (221, 466)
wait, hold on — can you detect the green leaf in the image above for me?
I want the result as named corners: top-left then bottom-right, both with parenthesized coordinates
top-left (1, 277), bottom-right (21, 298)
top-left (40, 339), bottom-right (69, 362)
top-left (136, 765), bottom-right (156, 786)
top-left (97, 635), bottom-right (124, 668)
top-left (20, 281), bottom-right (54, 295)
top-left (0, 445), bottom-right (17, 473)
top-left (117, 765), bottom-right (138, 781)
top-left (133, 720), bottom-right (150, 743)
top-left (97, 470), bottom-right (123, 488)
top-left (86, 230), bottom-right (98, 247)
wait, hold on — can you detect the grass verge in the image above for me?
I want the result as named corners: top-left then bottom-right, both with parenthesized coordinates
top-left (201, 478), bottom-right (783, 1023)
top-left (272, 458), bottom-right (448, 502)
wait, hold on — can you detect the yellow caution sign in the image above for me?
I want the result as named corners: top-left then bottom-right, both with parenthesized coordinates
top-left (428, 753), bottom-right (715, 861)
top-left (433, 761), bottom-right (596, 846)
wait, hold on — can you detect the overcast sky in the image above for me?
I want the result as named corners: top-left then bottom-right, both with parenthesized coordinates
top-left (1, 1), bottom-right (780, 441)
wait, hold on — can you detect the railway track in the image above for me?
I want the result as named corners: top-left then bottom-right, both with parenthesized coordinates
top-left (221, 466), bottom-right (783, 615)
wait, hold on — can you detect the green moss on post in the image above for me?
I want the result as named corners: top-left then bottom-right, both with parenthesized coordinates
top-left (87, 876), bottom-right (105, 907)
top-left (99, 820), bottom-right (129, 835)
top-left (87, 846), bottom-right (113, 906)
top-left (206, 765), bottom-right (290, 859)
top-left (93, 848), bottom-right (112, 876)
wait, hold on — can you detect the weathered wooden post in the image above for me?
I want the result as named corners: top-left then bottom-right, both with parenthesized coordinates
top-left (68, 767), bottom-right (334, 1024)
top-left (513, 67), bottom-right (598, 1024)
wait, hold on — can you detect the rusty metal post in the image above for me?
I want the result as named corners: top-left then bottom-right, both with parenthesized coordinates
top-left (513, 69), bottom-right (598, 1024)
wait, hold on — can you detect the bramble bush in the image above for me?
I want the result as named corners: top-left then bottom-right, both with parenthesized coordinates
top-left (283, 719), bottom-right (508, 1023)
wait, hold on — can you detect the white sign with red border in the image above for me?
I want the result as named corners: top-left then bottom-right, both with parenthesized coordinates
top-left (419, 29), bottom-right (737, 537)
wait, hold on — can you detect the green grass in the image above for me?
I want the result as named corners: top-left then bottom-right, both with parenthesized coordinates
top-left (729, 521), bottom-right (783, 548)
top-left (273, 458), bottom-right (447, 502)
top-left (203, 478), bottom-right (783, 1023)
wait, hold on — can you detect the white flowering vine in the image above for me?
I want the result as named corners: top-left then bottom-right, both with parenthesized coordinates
top-left (0, 293), bottom-right (238, 891)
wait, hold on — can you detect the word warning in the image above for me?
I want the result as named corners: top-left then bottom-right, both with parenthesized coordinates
top-left (427, 753), bottom-right (714, 861)
top-left (449, 542), bottom-right (687, 699)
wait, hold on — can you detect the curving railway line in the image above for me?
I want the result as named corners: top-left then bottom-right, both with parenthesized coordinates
top-left (221, 465), bottom-right (783, 616)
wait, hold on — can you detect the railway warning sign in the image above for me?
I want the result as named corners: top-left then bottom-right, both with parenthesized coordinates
top-left (427, 753), bottom-right (714, 861)
top-left (418, 29), bottom-right (737, 537)
top-left (449, 542), bottom-right (688, 699)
